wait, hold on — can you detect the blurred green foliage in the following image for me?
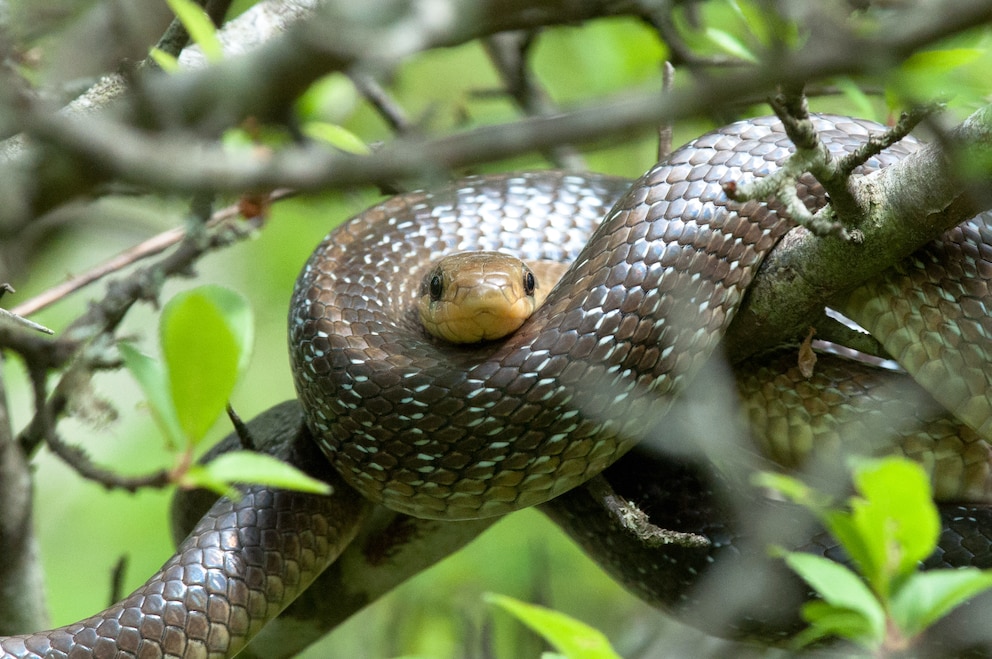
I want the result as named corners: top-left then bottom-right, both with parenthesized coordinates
top-left (14, 1), bottom-right (992, 657)
top-left (762, 459), bottom-right (992, 652)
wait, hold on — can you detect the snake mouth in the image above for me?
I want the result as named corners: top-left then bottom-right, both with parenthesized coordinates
top-left (426, 292), bottom-right (535, 343)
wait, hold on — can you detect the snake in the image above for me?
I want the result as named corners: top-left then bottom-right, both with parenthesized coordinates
top-left (3, 113), bottom-right (992, 657)
top-left (415, 251), bottom-right (564, 344)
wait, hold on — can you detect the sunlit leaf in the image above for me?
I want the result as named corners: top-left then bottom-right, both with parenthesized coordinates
top-left (902, 48), bottom-right (984, 74)
top-left (833, 76), bottom-right (879, 122)
top-left (486, 594), bottom-right (622, 659)
top-left (821, 505), bottom-right (885, 593)
top-left (887, 46), bottom-right (989, 111)
top-left (532, 19), bottom-right (665, 100)
top-left (794, 601), bottom-right (879, 649)
top-left (161, 286), bottom-right (253, 445)
top-left (812, 458), bottom-right (938, 599)
top-left (704, 27), bottom-right (757, 63)
top-left (119, 342), bottom-right (185, 449)
top-left (166, 0), bottom-right (224, 62)
top-left (296, 74), bottom-right (359, 123)
top-left (302, 122), bottom-right (371, 155)
top-left (850, 458), bottom-right (940, 587)
top-left (729, 0), bottom-right (802, 49)
top-left (752, 471), bottom-right (831, 510)
top-left (781, 551), bottom-right (886, 644)
top-left (183, 450), bottom-right (332, 496)
top-left (148, 47), bottom-right (181, 73)
top-left (890, 568), bottom-right (992, 637)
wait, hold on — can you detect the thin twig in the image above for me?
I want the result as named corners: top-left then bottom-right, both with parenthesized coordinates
top-left (657, 61), bottom-right (675, 162)
top-left (0, 285), bottom-right (51, 334)
top-left (27, 352), bottom-right (172, 491)
top-left (481, 31), bottom-right (585, 170)
top-left (585, 475), bottom-right (709, 548)
top-left (45, 429), bottom-right (172, 492)
top-left (108, 555), bottom-right (129, 607)
top-left (16, 207), bottom-right (269, 457)
top-left (349, 73), bottom-right (416, 135)
top-left (724, 86), bottom-right (855, 239)
top-left (11, 189), bottom-right (293, 319)
top-left (836, 104), bottom-right (942, 175)
top-left (226, 404), bottom-right (256, 450)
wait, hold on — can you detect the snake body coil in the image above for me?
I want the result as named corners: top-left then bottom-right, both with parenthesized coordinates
top-left (3, 114), bottom-right (990, 657)
top-left (287, 115), bottom-right (914, 519)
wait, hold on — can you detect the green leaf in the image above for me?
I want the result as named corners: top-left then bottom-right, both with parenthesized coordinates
top-left (301, 121), bottom-right (371, 155)
top-left (890, 568), bottom-right (992, 637)
top-left (704, 27), bottom-right (757, 63)
top-left (296, 74), bottom-right (359, 123)
top-left (728, 0), bottom-right (803, 50)
top-left (166, 0), bottom-right (224, 62)
top-left (184, 450), bottom-right (333, 496)
top-left (149, 47), bottom-right (181, 73)
top-left (160, 286), bottom-right (253, 445)
top-left (850, 458), bottom-right (940, 590)
top-left (486, 594), bottom-right (622, 659)
top-left (886, 46), bottom-right (990, 112)
top-left (821, 509), bottom-right (879, 592)
top-left (781, 551), bottom-right (886, 644)
top-left (793, 601), bottom-right (878, 649)
top-left (119, 342), bottom-right (184, 450)
top-left (902, 48), bottom-right (984, 74)
top-left (814, 458), bottom-right (939, 599)
top-left (752, 471), bottom-right (829, 509)
top-left (833, 76), bottom-right (878, 122)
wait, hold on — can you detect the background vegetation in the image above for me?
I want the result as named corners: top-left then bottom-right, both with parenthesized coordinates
top-left (2, 0), bottom-right (992, 656)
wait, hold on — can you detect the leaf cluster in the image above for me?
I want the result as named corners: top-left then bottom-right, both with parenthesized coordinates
top-left (121, 285), bottom-right (328, 498)
top-left (759, 459), bottom-right (992, 654)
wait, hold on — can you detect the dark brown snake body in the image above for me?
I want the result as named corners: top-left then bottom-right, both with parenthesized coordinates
top-left (4, 115), bottom-right (992, 657)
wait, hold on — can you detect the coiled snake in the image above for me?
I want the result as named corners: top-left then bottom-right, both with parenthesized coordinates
top-left (3, 114), bottom-right (992, 657)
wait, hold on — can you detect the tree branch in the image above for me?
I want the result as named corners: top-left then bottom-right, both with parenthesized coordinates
top-left (3, 0), bottom-right (991, 222)
top-left (726, 106), bottom-right (992, 360)
top-left (0, 360), bottom-right (47, 635)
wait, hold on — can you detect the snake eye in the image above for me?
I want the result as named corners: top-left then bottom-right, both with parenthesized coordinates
top-left (429, 272), bottom-right (444, 301)
top-left (523, 270), bottom-right (536, 296)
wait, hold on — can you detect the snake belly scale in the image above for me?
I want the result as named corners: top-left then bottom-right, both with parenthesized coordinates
top-left (288, 115), bottom-right (907, 520)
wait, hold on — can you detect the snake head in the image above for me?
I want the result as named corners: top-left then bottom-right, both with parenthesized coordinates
top-left (417, 251), bottom-right (545, 344)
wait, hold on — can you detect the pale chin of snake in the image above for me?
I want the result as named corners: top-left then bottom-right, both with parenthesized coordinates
top-left (3, 113), bottom-right (992, 658)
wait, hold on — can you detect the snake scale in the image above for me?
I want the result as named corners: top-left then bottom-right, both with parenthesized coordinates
top-left (3, 114), bottom-right (992, 657)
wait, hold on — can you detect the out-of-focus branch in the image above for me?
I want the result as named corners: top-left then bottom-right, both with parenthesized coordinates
top-left (349, 73), bottom-right (416, 135)
top-left (15, 203), bottom-right (266, 458)
top-left (482, 31), bottom-right (586, 170)
top-left (0, 362), bottom-right (47, 635)
top-left (10, 189), bottom-right (292, 318)
top-left (2, 0), bottom-right (990, 224)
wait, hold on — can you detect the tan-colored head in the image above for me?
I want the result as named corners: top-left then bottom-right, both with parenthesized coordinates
top-left (418, 251), bottom-right (555, 344)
